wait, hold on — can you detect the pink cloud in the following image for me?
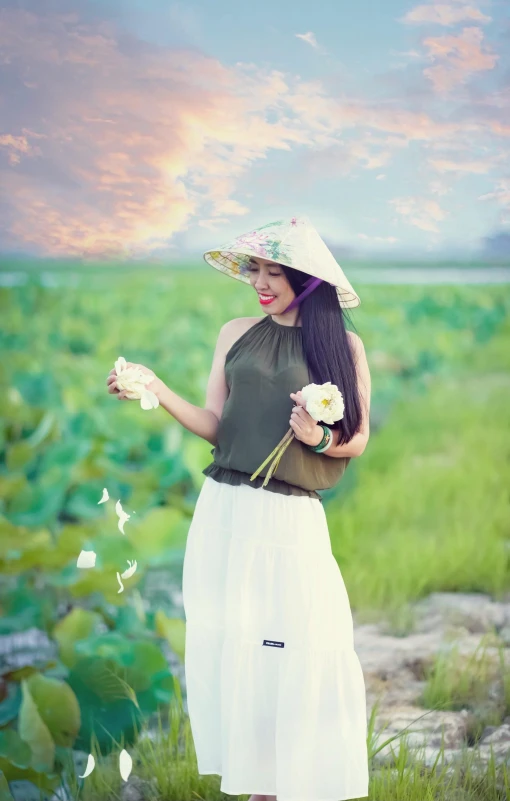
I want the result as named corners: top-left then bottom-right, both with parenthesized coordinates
top-left (422, 26), bottom-right (499, 93)
top-left (401, 2), bottom-right (492, 27)
top-left (428, 156), bottom-right (501, 174)
top-left (0, 9), bottom-right (321, 256)
top-left (0, 134), bottom-right (34, 165)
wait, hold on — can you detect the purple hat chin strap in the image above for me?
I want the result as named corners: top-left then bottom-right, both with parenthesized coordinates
top-left (283, 276), bottom-right (323, 314)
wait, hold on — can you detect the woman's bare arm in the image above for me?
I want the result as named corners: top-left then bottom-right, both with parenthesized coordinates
top-left (322, 331), bottom-right (371, 458)
top-left (156, 319), bottom-right (242, 446)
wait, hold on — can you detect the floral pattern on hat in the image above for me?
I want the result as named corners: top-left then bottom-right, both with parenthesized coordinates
top-left (222, 227), bottom-right (292, 267)
top-left (256, 219), bottom-right (285, 231)
top-left (227, 230), bottom-right (272, 256)
top-left (214, 226), bottom-right (294, 281)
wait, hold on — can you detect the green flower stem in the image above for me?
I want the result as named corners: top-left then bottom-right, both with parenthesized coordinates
top-left (262, 432), bottom-right (295, 486)
top-left (250, 427), bottom-right (294, 482)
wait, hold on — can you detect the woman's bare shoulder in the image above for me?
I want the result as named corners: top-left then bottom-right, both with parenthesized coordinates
top-left (233, 316), bottom-right (265, 330)
top-left (346, 330), bottom-right (365, 353)
top-left (221, 316), bottom-right (264, 348)
top-left (223, 316), bottom-right (263, 335)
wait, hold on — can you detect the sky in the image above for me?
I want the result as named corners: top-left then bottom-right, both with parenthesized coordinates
top-left (0, 0), bottom-right (509, 260)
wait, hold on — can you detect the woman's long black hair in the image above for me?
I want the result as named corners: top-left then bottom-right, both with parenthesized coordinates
top-left (279, 264), bottom-right (364, 446)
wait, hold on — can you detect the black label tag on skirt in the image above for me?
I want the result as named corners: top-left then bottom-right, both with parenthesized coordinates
top-left (262, 639), bottom-right (285, 648)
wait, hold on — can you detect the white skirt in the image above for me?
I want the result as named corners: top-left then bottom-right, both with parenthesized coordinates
top-left (182, 476), bottom-right (369, 801)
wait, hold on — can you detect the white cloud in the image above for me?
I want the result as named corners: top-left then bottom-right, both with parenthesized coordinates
top-left (390, 196), bottom-right (449, 232)
top-left (357, 234), bottom-right (399, 243)
top-left (295, 31), bottom-right (318, 48)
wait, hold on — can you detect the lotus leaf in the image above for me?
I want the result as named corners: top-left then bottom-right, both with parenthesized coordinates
top-left (6, 481), bottom-right (67, 528)
top-left (0, 730), bottom-right (31, 769)
top-left (18, 680), bottom-right (55, 772)
top-left (23, 674), bottom-right (80, 748)
top-left (67, 656), bottom-right (142, 754)
top-left (52, 608), bottom-right (100, 668)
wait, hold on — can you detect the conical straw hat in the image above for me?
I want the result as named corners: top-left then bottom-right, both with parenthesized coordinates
top-left (203, 215), bottom-right (360, 309)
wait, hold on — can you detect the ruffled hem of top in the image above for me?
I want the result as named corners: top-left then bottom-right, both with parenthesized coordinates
top-left (202, 463), bottom-right (322, 502)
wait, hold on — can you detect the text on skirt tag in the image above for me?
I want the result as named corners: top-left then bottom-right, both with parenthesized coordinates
top-left (262, 639), bottom-right (285, 648)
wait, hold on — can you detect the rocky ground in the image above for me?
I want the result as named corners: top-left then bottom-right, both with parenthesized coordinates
top-left (354, 591), bottom-right (510, 772)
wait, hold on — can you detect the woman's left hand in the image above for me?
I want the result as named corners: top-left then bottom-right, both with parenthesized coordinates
top-left (289, 391), bottom-right (323, 447)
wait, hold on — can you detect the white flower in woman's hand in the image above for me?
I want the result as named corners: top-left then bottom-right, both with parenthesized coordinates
top-left (299, 381), bottom-right (344, 425)
top-left (110, 357), bottom-right (160, 410)
top-left (288, 392), bottom-right (321, 446)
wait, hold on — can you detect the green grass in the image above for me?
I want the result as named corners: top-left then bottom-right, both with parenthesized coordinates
top-left (325, 316), bottom-right (510, 621)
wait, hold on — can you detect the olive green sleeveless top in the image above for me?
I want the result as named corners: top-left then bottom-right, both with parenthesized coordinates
top-left (202, 315), bottom-right (351, 502)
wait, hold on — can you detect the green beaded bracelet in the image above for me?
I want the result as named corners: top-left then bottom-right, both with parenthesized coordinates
top-left (308, 424), bottom-right (332, 453)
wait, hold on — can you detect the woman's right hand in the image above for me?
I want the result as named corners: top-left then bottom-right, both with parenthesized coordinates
top-left (106, 362), bottom-right (163, 400)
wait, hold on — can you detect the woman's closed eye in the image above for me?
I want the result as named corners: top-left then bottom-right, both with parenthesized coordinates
top-left (247, 267), bottom-right (281, 276)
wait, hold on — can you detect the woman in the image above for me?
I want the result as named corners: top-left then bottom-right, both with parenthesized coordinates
top-left (107, 215), bottom-right (371, 801)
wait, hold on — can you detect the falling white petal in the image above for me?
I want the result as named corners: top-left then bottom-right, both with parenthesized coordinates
top-left (119, 749), bottom-right (132, 782)
top-left (98, 487), bottom-right (109, 504)
top-left (121, 560), bottom-right (138, 580)
top-left (77, 550), bottom-right (96, 569)
top-left (116, 572), bottom-right (124, 594)
top-left (78, 753), bottom-right (95, 778)
top-left (115, 499), bottom-right (131, 534)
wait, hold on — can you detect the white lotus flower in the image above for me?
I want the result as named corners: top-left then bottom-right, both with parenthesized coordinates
top-left (116, 572), bottom-right (124, 594)
top-left (300, 381), bottom-right (345, 425)
top-left (114, 356), bottom-right (160, 411)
